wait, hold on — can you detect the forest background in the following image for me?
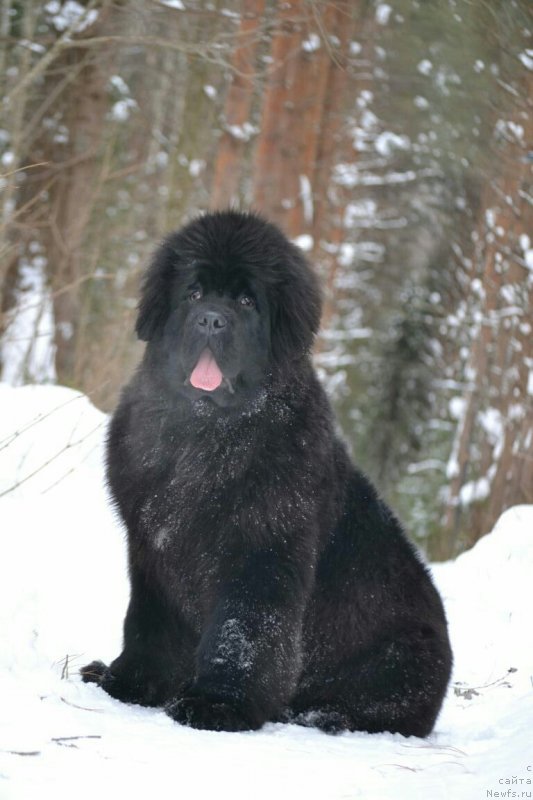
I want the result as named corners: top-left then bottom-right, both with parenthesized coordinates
top-left (0, 0), bottom-right (531, 559)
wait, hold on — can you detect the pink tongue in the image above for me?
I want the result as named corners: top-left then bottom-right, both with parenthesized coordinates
top-left (190, 349), bottom-right (223, 391)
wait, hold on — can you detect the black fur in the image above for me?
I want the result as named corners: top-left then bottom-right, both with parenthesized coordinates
top-left (81, 210), bottom-right (452, 737)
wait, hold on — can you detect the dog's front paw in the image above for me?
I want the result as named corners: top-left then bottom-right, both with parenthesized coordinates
top-left (80, 660), bottom-right (132, 702)
top-left (80, 658), bottom-right (165, 707)
top-left (166, 690), bottom-right (260, 732)
top-left (80, 660), bottom-right (108, 684)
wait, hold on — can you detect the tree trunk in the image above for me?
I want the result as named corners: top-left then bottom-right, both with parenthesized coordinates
top-left (251, 0), bottom-right (349, 237)
top-left (210, 0), bottom-right (265, 209)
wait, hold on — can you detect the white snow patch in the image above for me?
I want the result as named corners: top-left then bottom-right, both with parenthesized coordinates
top-left (375, 4), bottom-right (392, 25)
top-left (337, 243), bottom-right (356, 267)
top-left (519, 233), bottom-right (530, 251)
top-left (109, 98), bottom-right (137, 122)
top-left (299, 174), bottom-right (313, 224)
top-left (292, 234), bottom-right (314, 253)
top-left (19, 38), bottom-right (46, 54)
top-left (345, 199), bottom-right (377, 220)
top-left (413, 95), bottom-right (429, 110)
top-left (374, 131), bottom-right (410, 157)
top-left (153, 151), bottom-right (169, 169)
top-left (334, 166), bottom-right (418, 188)
top-left (1, 149), bottom-right (15, 167)
top-left (0, 386), bottom-right (532, 799)
top-left (459, 476), bottom-right (490, 505)
top-left (0, 258), bottom-right (56, 386)
top-left (356, 89), bottom-right (373, 108)
top-left (495, 118), bottom-right (525, 142)
top-left (225, 122), bottom-right (257, 142)
top-left (360, 108), bottom-right (378, 130)
top-left (449, 397), bottom-right (465, 420)
top-left (519, 234), bottom-right (533, 271)
top-left (45, 1), bottom-right (99, 32)
top-left (337, 241), bottom-right (385, 266)
top-left (478, 407), bottom-right (504, 458)
top-left (417, 59), bottom-right (433, 76)
top-left (109, 75), bottom-right (130, 95)
top-left (344, 200), bottom-right (378, 229)
top-left (302, 33), bottom-right (321, 53)
top-left (518, 49), bottom-right (533, 70)
top-left (188, 159), bottom-right (205, 177)
top-left (158, 0), bottom-right (185, 9)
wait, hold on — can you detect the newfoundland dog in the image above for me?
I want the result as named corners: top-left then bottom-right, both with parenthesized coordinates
top-left (82, 210), bottom-right (452, 737)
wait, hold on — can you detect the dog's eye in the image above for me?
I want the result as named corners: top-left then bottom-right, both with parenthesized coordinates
top-left (188, 288), bottom-right (202, 302)
top-left (239, 294), bottom-right (255, 309)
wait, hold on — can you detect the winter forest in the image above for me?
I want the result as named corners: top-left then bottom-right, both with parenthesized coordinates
top-left (1, 0), bottom-right (532, 559)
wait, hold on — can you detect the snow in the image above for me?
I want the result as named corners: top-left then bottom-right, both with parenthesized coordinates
top-left (188, 159), bottom-right (205, 177)
top-left (519, 234), bottom-right (533, 272)
top-left (417, 59), bottom-right (433, 76)
top-left (414, 95), bottom-right (429, 110)
top-left (292, 234), bottom-right (314, 253)
top-left (375, 4), bottom-right (392, 26)
top-left (109, 98), bottom-right (137, 122)
top-left (299, 174), bottom-right (313, 224)
top-left (225, 122), bottom-right (258, 142)
top-left (45, 1), bottom-right (99, 33)
top-left (109, 75), bottom-right (130, 95)
top-left (374, 131), bottom-right (410, 157)
top-left (0, 383), bottom-right (532, 799)
top-left (459, 475), bottom-right (490, 505)
top-left (448, 396), bottom-right (466, 420)
top-left (1, 150), bottom-right (15, 167)
top-left (518, 50), bottom-right (533, 71)
top-left (158, 0), bottom-right (185, 9)
top-left (334, 165), bottom-right (426, 188)
top-left (302, 33), bottom-right (321, 53)
top-left (494, 119), bottom-right (525, 143)
top-left (0, 258), bottom-right (56, 386)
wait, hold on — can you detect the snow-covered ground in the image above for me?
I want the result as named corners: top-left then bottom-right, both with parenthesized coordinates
top-left (0, 383), bottom-right (531, 799)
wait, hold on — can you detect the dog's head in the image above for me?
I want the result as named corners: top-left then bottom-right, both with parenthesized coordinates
top-left (135, 211), bottom-right (322, 407)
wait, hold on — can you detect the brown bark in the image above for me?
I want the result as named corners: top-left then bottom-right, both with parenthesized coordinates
top-left (249, 0), bottom-right (366, 358)
top-left (251, 1), bottom-right (354, 236)
top-left (44, 20), bottom-right (113, 386)
top-left (210, 0), bottom-right (265, 209)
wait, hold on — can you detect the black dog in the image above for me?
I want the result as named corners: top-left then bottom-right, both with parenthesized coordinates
top-left (82, 210), bottom-right (452, 736)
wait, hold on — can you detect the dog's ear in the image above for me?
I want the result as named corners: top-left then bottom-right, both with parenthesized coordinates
top-left (135, 239), bottom-right (176, 341)
top-left (270, 245), bottom-right (322, 364)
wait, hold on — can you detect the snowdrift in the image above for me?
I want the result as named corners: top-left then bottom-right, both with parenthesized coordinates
top-left (0, 384), bottom-right (531, 799)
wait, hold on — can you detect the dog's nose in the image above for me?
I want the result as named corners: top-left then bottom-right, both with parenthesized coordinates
top-left (197, 310), bottom-right (227, 334)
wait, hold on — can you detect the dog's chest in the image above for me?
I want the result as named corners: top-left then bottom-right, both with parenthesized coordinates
top-left (136, 423), bottom-right (250, 545)
top-left (133, 432), bottom-right (259, 627)
top-left (131, 409), bottom-right (317, 624)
